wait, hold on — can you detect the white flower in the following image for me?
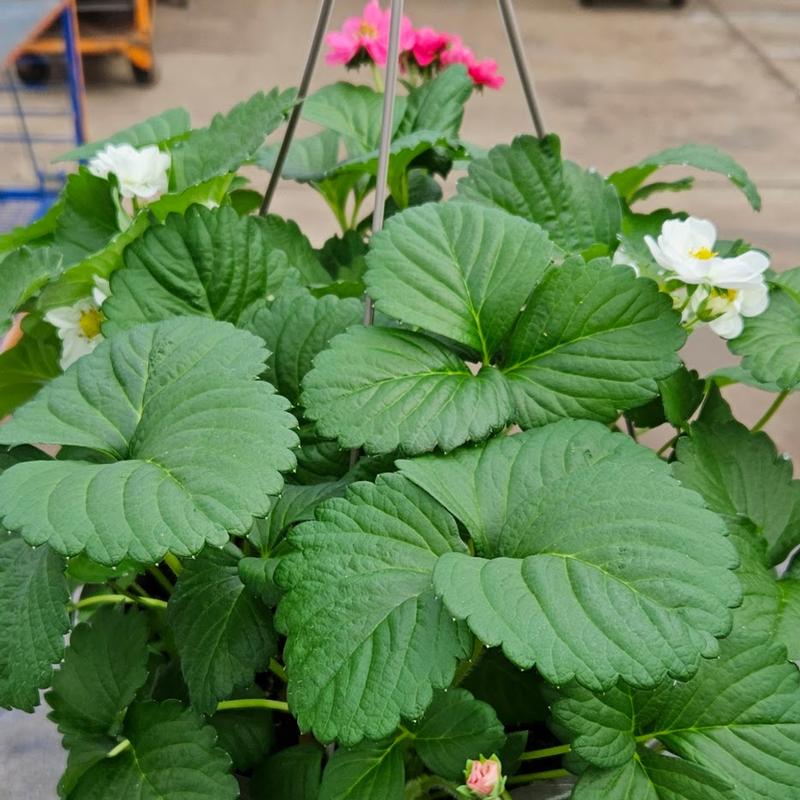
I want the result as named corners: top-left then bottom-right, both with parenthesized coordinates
top-left (88, 143), bottom-right (171, 200)
top-left (684, 282), bottom-right (769, 340)
top-left (644, 216), bottom-right (770, 287)
top-left (44, 278), bottom-right (109, 370)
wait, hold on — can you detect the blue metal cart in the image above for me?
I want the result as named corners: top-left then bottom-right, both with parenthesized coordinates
top-left (0, 0), bottom-right (86, 232)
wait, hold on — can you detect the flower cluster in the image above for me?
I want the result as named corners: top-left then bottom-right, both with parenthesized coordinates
top-left (325, 1), bottom-right (503, 89)
top-left (644, 217), bottom-right (770, 339)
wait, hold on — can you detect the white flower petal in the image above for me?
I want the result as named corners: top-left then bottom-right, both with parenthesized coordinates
top-left (739, 282), bottom-right (769, 317)
top-left (709, 250), bottom-right (770, 289)
top-left (87, 143), bottom-right (171, 201)
top-left (44, 306), bottom-right (81, 330)
top-left (709, 310), bottom-right (744, 340)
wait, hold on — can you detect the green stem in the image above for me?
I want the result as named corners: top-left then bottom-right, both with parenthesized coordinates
top-left (215, 698), bottom-right (290, 714)
top-left (70, 594), bottom-right (167, 611)
top-left (508, 768), bottom-right (569, 785)
top-left (268, 658), bottom-right (288, 683)
top-left (163, 552), bottom-right (183, 577)
top-left (371, 62), bottom-right (385, 92)
top-left (106, 738), bottom-right (131, 758)
top-left (519, 743), bottom-right (572, 761)
top-left (752, 390), bottom-right (789, 432)
top-left (148, 564), bottom-right (174, 595)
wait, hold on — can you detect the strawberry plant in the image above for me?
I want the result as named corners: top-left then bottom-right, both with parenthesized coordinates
top-left (0, 13), bottom-right (798, 798)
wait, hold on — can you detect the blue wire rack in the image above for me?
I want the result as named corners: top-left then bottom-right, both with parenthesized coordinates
top-left (0, 0), bottom-right (86, 232)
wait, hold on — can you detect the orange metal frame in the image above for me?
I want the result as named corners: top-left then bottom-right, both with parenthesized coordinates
top-left (19, 0), bottom-right (154, 72)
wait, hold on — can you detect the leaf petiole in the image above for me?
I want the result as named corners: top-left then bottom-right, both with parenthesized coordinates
top-left (751, 390), bottom-right (789, 432)
top-left (70, 594), bottom-right (167, 611)
top-left (215, 698), bottom-right (290, 714)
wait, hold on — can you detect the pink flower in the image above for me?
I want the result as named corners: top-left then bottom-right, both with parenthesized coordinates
top-left (325, 1), bottom-right (414, 67)
top-left (411, 26), bottom-right (452, 67)
top-left (467, 58), bottom-right (504, 89)
top-left (440, 37), bottom-right (504, 89)
top-left (467, 758), bottom-right (501, 796)
top-left (0, 312), bottom-right (25, 354)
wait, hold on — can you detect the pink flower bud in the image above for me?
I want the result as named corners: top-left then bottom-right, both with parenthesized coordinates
top-left (467, 757), bottom-right (501, 796)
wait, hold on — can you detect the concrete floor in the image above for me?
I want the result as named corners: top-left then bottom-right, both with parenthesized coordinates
top-left (1, 1), bottom-right (799, 795)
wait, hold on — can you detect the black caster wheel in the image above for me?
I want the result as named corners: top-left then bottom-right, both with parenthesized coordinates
top-left (16, 55), bottom-right (51, 86)
top-left (132, 64), bottom-right (156, 85)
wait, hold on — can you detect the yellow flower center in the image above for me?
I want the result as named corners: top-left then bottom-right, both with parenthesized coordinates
top-left (724, 288), bottom-right (738, 302)
top-left (79, 308), bottom-right (103, 339)
top-left (359, 21), bottom-right (378, 37)
top-left (690, 246), bottom-right (717, 260)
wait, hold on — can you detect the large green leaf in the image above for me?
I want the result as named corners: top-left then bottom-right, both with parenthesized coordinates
top-left (554, 635), bottom-right (800, 799)
top-left (102, 205), bottom-right (327, 334)
top-left (301, 326), bottom-right (512, 455)
top-left (412, 688), bottom-right (506, 779)
top-left (252, 743), bottom-right (323, 800)
top-left (608, 143), bottom-right (761, 210)
top-left (47, 608), bottom-right (150, 795)
top-left (397, 65), bottom-right (473, 138)
top-left (246, 286), bottom-right (362, 407)
top-left (171, 88), bottom-right (294, 190)
top-left (401, 421), bottom-right (739, 690)
top-left (0, 246), bottom-right (63, 327)
top-left (503, 260), bottom-right (684, 426)
top-left (302, 83), bottom-right (406, 157)
top-left (55, 170), bottom-right (119, 265)
top-left (167, 545), bottom-right (278, 714)
top-left (210, 698), bottom-right (273, 772)
top-left (573, 751), bottom-right (735, 800)
top-left (398, 419), bottom-right (652, 557)
top-left (276, 473), bottom-right (472, 744)
top-left (0, 318), bottom-right (297, 564)
top-left (0, 533), bottom-right (68, 711)
top-left (57, 108), bottom-right (191, 162)
top-left (456, 135), bottom-right (621, 254)
top-left (68, 700), bottom-right (238, 800)
top-left (673, 418), bottom-right (800, 565)
top-left (730, 267), bottom-right (800, 390)
top-left (38, 175), bottom-right (234, 310)
top-left (48, 608), bottom-right (149, 741)
top-left (319, 737), bottom-right (406, 800)
top-left (0, 198), bottom-right (63, 253)
top-left (256, 129), bottom-right (341, 182)
top-left (0, 314), bottom-right (61, 417)
top-left (365, 203), bottom-right (555, 359)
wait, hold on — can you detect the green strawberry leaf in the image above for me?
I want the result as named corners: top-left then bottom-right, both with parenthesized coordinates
top-left (276, 473), bottom-right (472, 744)
top-left (730, 267), bottom-right (800, 390)
top-left (554, 635), bottom-right (800, 799)
top-left (167, 545), bottom-right (278, 714)
top-left (302, 83), bottom-right (406, 157)
top-left (673, 417), bottom-right (800, 565)
top-left (319, 737), bottom-right (406, 800)
top-left (253, 744), bottom-right (323, 799)
top-left (246, 286), bottom-right (362, 407)
top-left (502, 260), bottom-right (684, 427)
top-left (301, 326), bottom-right (512, 455)
top-left (57, 107), bottom-right (191, 162)
top-left (573, 751), bottom-right (735, 800)
top-left (0, 532), bottom-right (68, 711)
top-left (102, 205), bottom-right (328, 334)
top-left (0, 246), bottom-right (63, 328)
top-left (401, 421), bottom-right (739, 690)
top-left (0, 318), bottom-right (298, 565)
top-left (397, 65), bottom-right (473, 138)
top-left (364, 203), bottom-right (555, 360)
top-left (68, 700), bottom-right (238, 800)
top-left (456, 134), bottom-right (621, 254)
top-left (412, 688), bottom-right (506, 779)
top-left (256, 129), bottom-right (342, 182)
top-left (0, 314), bottom-right (61, 417)
top-left (171, 88), bottom-right (294, 190)
top-left (608, 143), bottom-right (761, 210)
